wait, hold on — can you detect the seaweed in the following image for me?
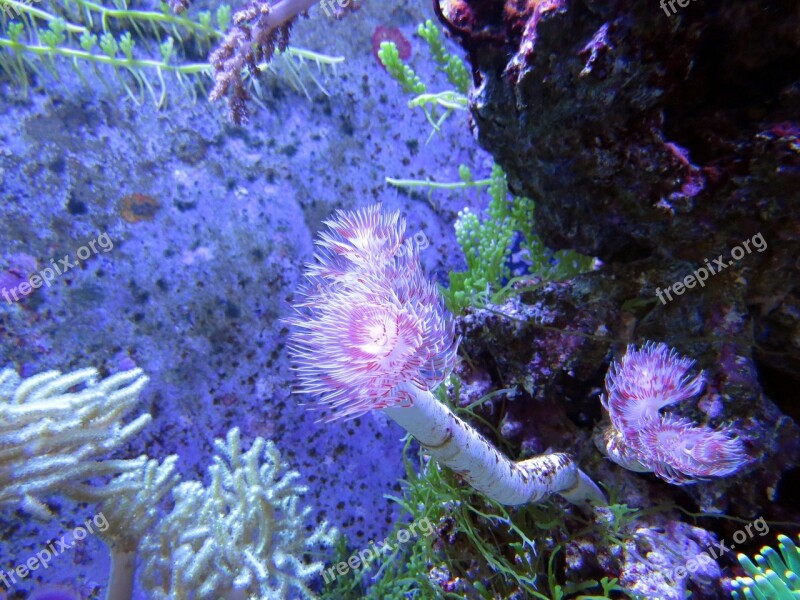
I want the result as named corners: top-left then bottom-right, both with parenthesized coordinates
top-left (0, 0), bottom-right (342, 108)
top-left (378, 19), bottom-right (468, 140)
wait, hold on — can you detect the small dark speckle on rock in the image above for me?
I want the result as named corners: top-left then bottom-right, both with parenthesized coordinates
top-left (224, 301), bottom-right (241, 319)
top-left (67, 197), bottom-right (88, 215)
top-left (340, 116), bottom-right (355, 137)
top-left (49, 156), bottom-right (65, 174)
top-left (170, 129), bottom-right (208, 165)
top-left (175, 200), bottom-right (197, 212)
top-left (250, 248), bottom-right (265, 261)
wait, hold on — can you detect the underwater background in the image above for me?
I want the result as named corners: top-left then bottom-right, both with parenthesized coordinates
top-left (0, 0), bottom-right (798, 598)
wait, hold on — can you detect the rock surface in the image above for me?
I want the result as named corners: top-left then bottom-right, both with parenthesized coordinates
top-left (437, 0), bottom-right (800, 591)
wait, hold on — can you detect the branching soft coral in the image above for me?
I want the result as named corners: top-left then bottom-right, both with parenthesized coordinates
top-left (140, 428), bottom-right (336, 599)
top-left (209, 0), bottom-right (320, 123)
top-left (65, 456), bottom-right (181, 600)
top-left (0, 367), bottom-right (152, 519)
top-left (0, 363), bottom-right (333, 600)
top-left (595, 342), bottom-right (748, 484)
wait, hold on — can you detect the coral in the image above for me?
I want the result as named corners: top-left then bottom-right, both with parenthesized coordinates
top-left (288, 204), bottom-right (605, 506)
top-left (66, 456), bottom-right (181, 600)
top-left (595, 342), bottom-right (748, 485)
top-left (378, 23), bottom-right (591, 311)
top-left (139, 427), bottom-right (336, 599)
top-left (0, 0), bottom-right (341, 111)
top-left (416, 19), bottom-right (469, 94)
top-left (208, 0), bottom-right (319, 124)
top-left (444, 164), bottom-right (593, 313)
top-left (377, 41), bottom-right (424, 94)
top-left (453, 267), bottom-right (799, 515)
top-left (437, 0), bottom-right (800, 380)
top-left (323, 431), bottom-right (645, 599)
top-left (377, 22), bottom-right (468, 135)
top-left (731, 533), bottom-right (800, 599)
top-left (0, 366), bottom-right (152, 519)
top-left (616, 517), bottom-right (721, 600)
top-left (0, 364), bottom-right (332, 599)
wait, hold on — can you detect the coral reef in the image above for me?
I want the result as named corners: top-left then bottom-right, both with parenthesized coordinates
top-left (612, 517), bottom-right (721, 600)
top-left (2, 0), bottom-right (796, 593)
top-left (379, 22), bottom-right (592, 313)
top-left (0, 0), bottom-right (486, 593)
top-left (209, 0), bottom-right (321, 123)
top-left (444, 163), bottom-right (592, 312)
top-left (456, 279), bottom-right (800, 517)
top-left (437, 0), bottom-right (800, 377)
top-left (377, 21), bottom-right (469, 135)
top-left (0, 364), bottom-right (334, 599)
top-left (435, 0), bottom-right (800, 530)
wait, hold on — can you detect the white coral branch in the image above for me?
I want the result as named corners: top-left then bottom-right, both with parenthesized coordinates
top-left (140, 427), bottom-right (337, 599)
top-left (0, 366), bottom-right (152, 518)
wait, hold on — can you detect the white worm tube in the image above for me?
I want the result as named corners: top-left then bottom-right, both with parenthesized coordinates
top-left (383, 384), bottom-right (606, 506)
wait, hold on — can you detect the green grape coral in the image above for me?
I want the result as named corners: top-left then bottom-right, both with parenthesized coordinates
top-left (140, 427), bottom-right (337, 600)
top-left (730, 533), bottom-right (800, 599)
top-left (442, 165), bottom-right (594, 313)
top-left (377, 21), bottom-right (468, 138)
top-left (378, 24), bottom-right (592, 313)
top-left (416, 19), bottom-right (469, 94)
top-left (377, 40), bottom-right (425, 94)
top-left (445, 165), bottom-right (517, 313)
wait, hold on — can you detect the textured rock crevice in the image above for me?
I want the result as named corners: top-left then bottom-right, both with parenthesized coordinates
top-left (436, 0), bottom-right (799, 518)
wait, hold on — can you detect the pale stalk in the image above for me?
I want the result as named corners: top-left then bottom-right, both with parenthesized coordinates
top-left (383, 384), bottom-right (606, 506)
top-left (105, 549), bottom-right (136, 600)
